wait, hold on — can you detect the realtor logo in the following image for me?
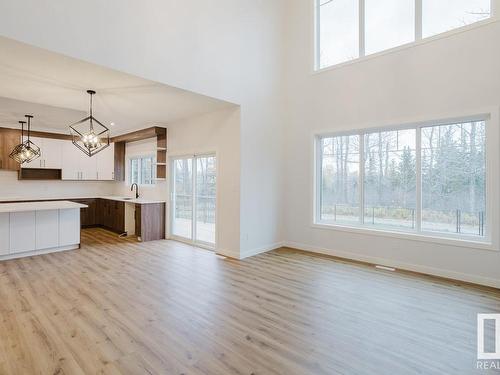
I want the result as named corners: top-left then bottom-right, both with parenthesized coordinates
top-left (477, 314), bottom-right (500, 360)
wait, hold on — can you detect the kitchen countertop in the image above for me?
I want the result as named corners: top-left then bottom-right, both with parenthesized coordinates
top-left (99, 196), bottom-right (166, 204)
top-left (0, 200), bottom-right (88, 213)
top-left (0, 196), bottom-right (166, 205)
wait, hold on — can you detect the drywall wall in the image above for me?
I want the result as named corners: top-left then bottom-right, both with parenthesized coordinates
top-left (0, 170), bottom-right (115, 201)
top-left (163, 107), bottom-right (241, 258)
top-left (0, 0), bottom-right (286, 257)
top-left (283, 1), bottom-right (500, 287)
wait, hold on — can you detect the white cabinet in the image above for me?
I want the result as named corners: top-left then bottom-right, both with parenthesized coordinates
top-left (0, 213), bottom-right (9, 255)
top-left (9, 211), bottom-right (36, 254)
top-left (42, 138), bottom-right (64, 169)
top-left (62, 141), bottom-right (114, 181)
top-left (22, 137), bottom-right (63, 169)
top-left (62, 141), bottom-right (82, 180)
top-left (59, 208), bottom-right (80, 246)
top-left (35, 210), bottom-right (59, 250)
top-left (96, 143), bottom-right (115, 180)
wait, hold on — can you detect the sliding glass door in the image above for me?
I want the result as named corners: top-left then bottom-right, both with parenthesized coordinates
top-left (171, 155), bottom-right (216, 247)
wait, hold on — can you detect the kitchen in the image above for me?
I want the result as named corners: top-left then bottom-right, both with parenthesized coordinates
top-left (0, 36), bottom-right (230, 261)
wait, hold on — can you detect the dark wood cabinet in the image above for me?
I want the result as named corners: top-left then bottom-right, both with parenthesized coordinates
top-left (71, 198), bottom-right (97, 227)
top-left (95, 199), bottom-right (125, 234)
top-left (135, 203), bottom-right (165, 242)
top-left (0, 129), bottom-right (20, 171)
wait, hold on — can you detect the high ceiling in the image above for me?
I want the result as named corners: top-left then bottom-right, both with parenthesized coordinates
top-left (0, 36), bottom-right (234, 135)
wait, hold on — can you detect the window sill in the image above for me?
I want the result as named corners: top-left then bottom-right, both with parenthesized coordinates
top-left (313, 17), bottom-right (499, 74)
top-left (311, 222), bottom-right (497, 252)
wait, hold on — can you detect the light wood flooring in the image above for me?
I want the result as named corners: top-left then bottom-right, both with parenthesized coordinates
top-left (0, 228), bottom-right (499, 374)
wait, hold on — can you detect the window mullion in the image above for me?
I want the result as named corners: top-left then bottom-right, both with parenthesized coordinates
top-left (416, 127), bottom-right (422, 232)
top-left (359, 0), bottom-right (365, 57)
top-left (359, 133), bottom-right (365, 225)
top-left (415, 0), bottom-right (423, 40)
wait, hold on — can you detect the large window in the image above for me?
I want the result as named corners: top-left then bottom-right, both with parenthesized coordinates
top-left (316, 0), bottom-right (492, 69)
top-left (316, 119), bottom-right (488, 241)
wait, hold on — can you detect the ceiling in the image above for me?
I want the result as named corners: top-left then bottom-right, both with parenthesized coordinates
top-left (0, 36), bottom-right (234, 135)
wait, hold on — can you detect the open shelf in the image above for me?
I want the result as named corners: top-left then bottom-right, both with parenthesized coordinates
top-left (156, 129), bottom-right (167, 179)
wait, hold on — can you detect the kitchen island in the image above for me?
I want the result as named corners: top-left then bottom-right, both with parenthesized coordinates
top-left (0, 200), bottom-right (87, 260)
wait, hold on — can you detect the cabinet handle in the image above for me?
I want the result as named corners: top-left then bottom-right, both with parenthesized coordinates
top-left (0, 159), bottom-right (2, 169)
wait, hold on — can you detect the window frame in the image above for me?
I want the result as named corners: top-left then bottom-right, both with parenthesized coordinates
top-left (314, 0), bottom-right (498, 71)
top-left (129, 154), bottom-right (156, 186)
top-left (313, 111), bottom-right (499, 251)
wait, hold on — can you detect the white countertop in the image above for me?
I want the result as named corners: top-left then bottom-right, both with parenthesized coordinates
top-left (0, 200), bottom-right (88, 213)
top-left (99, 196), bottom-right (166, 204)
top-left (0, 196), bottom-right (166, 205)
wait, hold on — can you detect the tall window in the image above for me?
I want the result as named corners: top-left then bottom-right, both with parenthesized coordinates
top-left (130, 155), bottom-right (156, 185)
top-left (320, 135), bottom-right (360, 223)
top-left (316, 119), bottom-right (488, 240)
top-left (364, 129), bottom-right (416, 230)
top-left (316, 0), bottom-right (492, 69)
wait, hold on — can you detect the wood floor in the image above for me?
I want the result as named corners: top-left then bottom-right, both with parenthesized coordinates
top-left (0, 228), bottom-right (499, 374)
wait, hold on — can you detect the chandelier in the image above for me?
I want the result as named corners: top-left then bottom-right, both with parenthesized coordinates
top-left (9, 115), bottom-right (41, 164)
top-left (69, 90), bottom-right (110, 157)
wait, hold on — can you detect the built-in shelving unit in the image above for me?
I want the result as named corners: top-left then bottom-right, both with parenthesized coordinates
top-left (156, 128), bottom-right (167, 179)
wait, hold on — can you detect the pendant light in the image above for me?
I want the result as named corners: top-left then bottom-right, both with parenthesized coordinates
top-left (69, 90), bottom-right (110, 157)
top-left (9, 120), bottom-right (28, 164)
top-left (9, 116), bottom-right (41, 164)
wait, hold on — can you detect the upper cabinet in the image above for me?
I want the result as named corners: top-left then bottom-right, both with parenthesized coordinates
top-left (23, 137), bottom-right (64, 169)
top-left (96, 143), bottom-right (115, 180)
top-left (0, 129), bottom-right (21, 171)
top-left (61, 140), bottom-right (115, 181)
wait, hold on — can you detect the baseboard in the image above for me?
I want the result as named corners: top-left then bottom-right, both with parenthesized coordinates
top-left (216, 241), bottom-right (285, 260)
top-left (284, 241), bottom-right (500, 289)
top-left (240, 241), bottom-right (285, 259)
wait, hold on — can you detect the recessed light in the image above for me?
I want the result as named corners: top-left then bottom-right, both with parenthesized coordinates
top-left (110, 122), bottom-right (115, 126)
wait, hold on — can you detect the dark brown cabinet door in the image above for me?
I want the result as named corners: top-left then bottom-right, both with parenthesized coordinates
top-left (113, 201), bottom-right (125, 233)
top-left (71, 199), bottom-right (97, 227)
top-left (0, 130), bottom-right (20, 171)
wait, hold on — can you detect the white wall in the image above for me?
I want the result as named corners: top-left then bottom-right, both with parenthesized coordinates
top-left (283, 1), bottom-right (500, 287)
top-left (164, 107), bottom-right (241, 258)
top-left (0, 170), bottom-right (115, 201)
top-left (0, 0), bottom-right (286, 258)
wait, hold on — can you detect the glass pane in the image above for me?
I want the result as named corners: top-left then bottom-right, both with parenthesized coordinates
top-left (196, 156), bottom-right (216, 245)
top-left (320, 135), bottom-right (360, 224)
top-left (172, 158), bottom-right (193, 239)
top-left (423, 0), bottom-right (491, 38)
top-left (130, 159), bottom-right (139, 184)
top-left (421, 121), bottom-right (486, 236)
top-left (365, 0), bottom-right (415, 55)
top-left (140, 157), bottom-right (154, 185)
top-left (318, 0), bottom-right (359, 68)
top-left (364, 129), bottom-right (416, 230)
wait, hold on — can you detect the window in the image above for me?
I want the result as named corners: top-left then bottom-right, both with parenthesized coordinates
top-left (316, 118), bottom-right (488, 241)
top-left (320, 135), bottom-right (360, 223)
top-left (423, 0), bottom-right (491, 38)
top-left (129, 155), bottom-right (156, 185)
top-left (316, 0), bottom-right (492, 69)
top-left (365, 0), bottom-right (415, 55)
top-left (421, 122), bottom-right (486, 235)
top-left (318, 0), bottom-right (359, 68)
top-left (364, 129), bottom-right (416, 229)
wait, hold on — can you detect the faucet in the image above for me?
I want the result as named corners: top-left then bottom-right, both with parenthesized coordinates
top-left (131, 183), bottom-right (139, 199)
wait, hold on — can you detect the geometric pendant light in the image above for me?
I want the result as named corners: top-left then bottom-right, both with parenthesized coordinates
top-left (9, 116), bottom-right (41, 164)
top-left (69, 90), bottom-right (110, 157)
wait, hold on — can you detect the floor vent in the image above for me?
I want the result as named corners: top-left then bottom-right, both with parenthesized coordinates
top-left (375, 265), bottom-right (396, 272)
